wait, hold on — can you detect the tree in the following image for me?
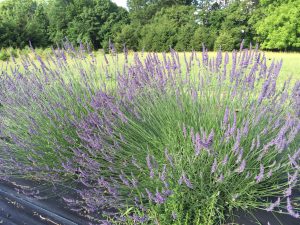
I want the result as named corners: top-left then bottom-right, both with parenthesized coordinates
top-left (127, 0), bottom-right (194, 24)
top-left (139, 5), bottom-right (196, 51)
top-left (0, 0), bottom-right (50, 48)
top-left (47, 0), bottom-right (129, 49)
top-left (253, 0), bottom-right (300, 50)
top-left (191, 26), bottom-right (217, 50)
top-left (114, 23), bottom-right (142, 51)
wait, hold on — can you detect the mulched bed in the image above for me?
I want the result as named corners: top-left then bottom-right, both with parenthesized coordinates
top-left (0, 180), bottom-right (92, 225)
top-left (0, 179), bottom-right (299, 225)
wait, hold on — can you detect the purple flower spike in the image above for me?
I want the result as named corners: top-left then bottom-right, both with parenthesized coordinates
top-left (266, 197), bottom-right (280, 212)
top-left (159, 165), bottom-right (167, 182)
top-left (145, 188), bottom-right (153, 202)
top-left (164, 148), bottom-right (174, 168)
top-left (178, 173), bottom-right (193, 189)
top-left (222, 155), bottom-right (229, 165)
top-left (255, 164), bottom-right (264, 183)
top-left (211, 158), bottom-right (218, 174)
top-left (287, 197), bottom-right (300, 218)
top-left (235, 159), bottom-right (246, 173)
top-left (195, 132), bottom-right (202, 156)
top-left (146, 154), bottom-right (154, 179)
top-left (223, 107), bottom-right (230, 128)
top-left (284, 186), bottom-right (292, 197)
top-left (154, 189), bottom-right (166, 204)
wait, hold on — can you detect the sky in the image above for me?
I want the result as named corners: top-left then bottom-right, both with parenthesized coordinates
top-left (111, 0), bottom-right (128, 9)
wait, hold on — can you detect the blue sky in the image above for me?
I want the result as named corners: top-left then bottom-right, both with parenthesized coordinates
top-left (112, 0), bottom-right (128, 9)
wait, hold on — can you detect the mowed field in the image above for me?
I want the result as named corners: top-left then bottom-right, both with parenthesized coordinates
top-left (263, 52), bottom-right (300, 84)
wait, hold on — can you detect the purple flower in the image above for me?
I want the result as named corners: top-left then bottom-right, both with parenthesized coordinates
top-left (237, 148), bottom-right (243, 163)
top-left (233, 130), bottom-right (241, 155)
top-left (211, 158), bottom-right (217, 174)
top-left (256, 135), bottom-right (260, 149)
top-left (154, 189), bottom-right (166, 204)
top-left (159, 165), bottom-right (167, 182)
top-left (132, 214), bottom-right (148, 223)
top-left (266, 197), bottom-right (280, 212)
top-left (255, 164), bottom-right (264, 183)
top-left (287, 197), bottom-right (300, 218)
top-left (207, 129), bottom-right (214, 147)
top-left (178, 173), bottom-right (193, 189)
top-left (284, 186), bottom-right (292, 197)
top-left (195, 132), bottom-right (202, 156)
top-left (222, 155), bottom-right (229, 165)
top-left (164, 148), bottom-right (174, 167)
top-left (250, 138), bottom-right (256, 151)
top-left (119, 171), bottom-right (130, 187)
top-left (235, 159), bottom-right (246, 173)
top-left (288, 171), bottom-right (299, 187)
top-left (146, 154), bottom-right (154, 179)
top-left (243, 120), bottom-right (249, 135)
top-left (145, 188), bottom-right (153, 201)
top-left (291, 148), bottom-right (300, 163)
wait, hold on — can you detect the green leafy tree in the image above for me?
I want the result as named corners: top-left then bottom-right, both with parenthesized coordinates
top-left (214, 31), bottom-right (236, 51)
top-left (47, 0), bottom-right (129, 49)
top-left (114, 23), bottom-right (142, 51)
top-left (253, 0), bottom-right (300, 50)
top-left (139, 5), bottom-right (196, 51)
top-left (191, 26), bottom-right (217, 50)
top-left (128, 0), bottom-right (194, 24)
top-left (0, 0), bottom-right (50, 48)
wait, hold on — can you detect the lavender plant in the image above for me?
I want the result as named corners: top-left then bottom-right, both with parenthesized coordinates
top-left (70, 47), bottom-right (300, 224)
top-left (0, 44), bottom-right (113, 180)
top-left (0, 44), bottom-right (299, 225)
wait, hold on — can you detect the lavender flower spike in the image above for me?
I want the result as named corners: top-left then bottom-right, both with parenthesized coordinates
top-left (287, 197), bottom-right (300, 218)
top-left (255, 164), bottom-right (264, 183)
top-left (154, 189), bottom-right (166, 204)
top-left (178, 172), bottom-right (193, 189)
top-left (235, 159), bottom-right (246, 173)
top-left (266, 197), bottom-right (280, 212)
top-left (211, 158), bottom-right (217, 174)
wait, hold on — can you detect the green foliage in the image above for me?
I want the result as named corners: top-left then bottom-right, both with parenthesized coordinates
top-left (128, 0), bottom-right (194, 24)
top-left (47, 0), bottom-right (129, 49)
top-left (191, 26), bottom-right (217, 50)
top-left (0, 49), bottom-right (10, 61)
top-left (139, 6), bottom-right (197, 51)
top-left (214, 31), bottom-right (238, 51)
top-left (114, 23), bottom-right (141, 51)
top-left (0, 0), bottom-right (299, 52)
top-left (0, 0), bottom-right (49, 48)
top-left (253, 0), bottom-right (300, 50)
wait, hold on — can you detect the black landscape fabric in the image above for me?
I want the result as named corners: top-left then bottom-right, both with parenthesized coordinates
top-left (0, 181), bottom-right (300, 225)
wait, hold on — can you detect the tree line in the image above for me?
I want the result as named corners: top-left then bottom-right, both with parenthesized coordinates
top-left (0, 0), bottom-right (299, 52)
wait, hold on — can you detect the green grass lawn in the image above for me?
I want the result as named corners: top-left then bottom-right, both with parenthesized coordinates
top-left (263, 52), bottom-right (300, 84)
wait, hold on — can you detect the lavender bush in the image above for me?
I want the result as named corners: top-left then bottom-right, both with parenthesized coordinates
top-left (0, 43), bottom-right (300, 225)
